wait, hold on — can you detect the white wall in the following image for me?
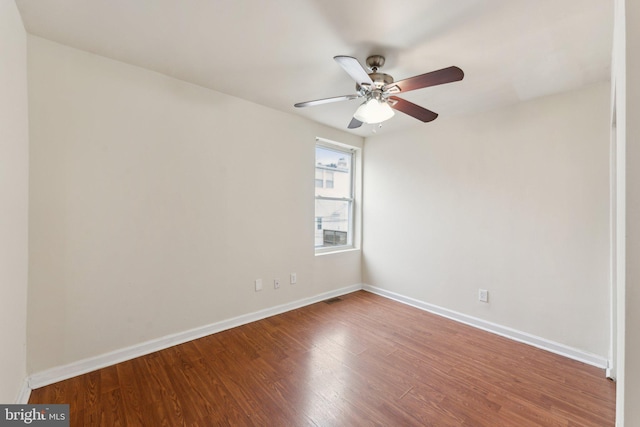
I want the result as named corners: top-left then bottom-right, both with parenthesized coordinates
top-left (363, 82), bottom-right (611, 359)
top-left (0, 0), bottom-right (29, 403)
top-left (27, 36), bottom-right (362, 373)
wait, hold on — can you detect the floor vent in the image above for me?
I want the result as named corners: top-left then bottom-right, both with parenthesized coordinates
top-left (324, 297), bottom-right (343, 305)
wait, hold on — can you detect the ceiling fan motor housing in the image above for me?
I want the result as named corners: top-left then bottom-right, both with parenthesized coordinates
top-left (356, 72), bottom-right (393, 91)
top-left (357, 55), bottom-right (393, 90)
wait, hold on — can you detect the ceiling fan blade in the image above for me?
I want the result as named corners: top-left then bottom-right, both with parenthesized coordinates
top-left (294, 94), bottom-right (359, 108)
top-left (389, 96), bottom-right (438, 122)
top-left (385, 66), bottom-right (464, 93)
top-left (334, 56), bottom-right (374, 86)
top-left (348, 117), bottom-right (363, 129)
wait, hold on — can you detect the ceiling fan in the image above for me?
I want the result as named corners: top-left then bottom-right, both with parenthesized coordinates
top-left (294, 55), bottom-right (464, 129)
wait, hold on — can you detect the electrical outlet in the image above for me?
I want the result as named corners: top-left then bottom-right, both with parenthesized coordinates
top-left (290, 273), bottom-right (297, 284)
top-left (274, 279), bottom-right (280, 289)
top-left (479, 289), bottom-right (489, 303)
top-left (255, 279), bottom-right (262, 292)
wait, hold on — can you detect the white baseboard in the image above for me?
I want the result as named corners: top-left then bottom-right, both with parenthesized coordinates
top-left (28, 284), bottom-right (362, 389)
top-left (16, 378), bottom-right (31, 404)
top-left (29, 282), bottom-right (609, 390)
top-left (363, 285), bottom-right (609, 369)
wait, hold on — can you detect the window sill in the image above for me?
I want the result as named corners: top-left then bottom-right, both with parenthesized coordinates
top-left (314, 247), bottom-right (361, 257)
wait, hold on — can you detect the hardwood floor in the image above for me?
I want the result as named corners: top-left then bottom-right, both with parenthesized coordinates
top-left (29, 290), bottom-right (615, 426)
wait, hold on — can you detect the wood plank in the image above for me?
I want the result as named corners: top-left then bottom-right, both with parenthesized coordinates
top-left (29, 290), bottom-right (616, 426)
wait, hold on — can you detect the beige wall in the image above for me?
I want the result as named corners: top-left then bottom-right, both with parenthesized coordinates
top-left (363, 82), bottom-right (611, 358)
top-left (0, 0), bottom-right (29, 403)
top-left (622, 0), bottom-right (640, 424)
top-left (27, 36), bottom-right (362, 373)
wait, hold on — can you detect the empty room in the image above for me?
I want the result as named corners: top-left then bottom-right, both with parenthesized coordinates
top-left (2, 0), bottom-right (640, 425)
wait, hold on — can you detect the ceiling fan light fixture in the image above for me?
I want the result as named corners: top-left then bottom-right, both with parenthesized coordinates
top-left (353, 98), bottom-right (395, 124)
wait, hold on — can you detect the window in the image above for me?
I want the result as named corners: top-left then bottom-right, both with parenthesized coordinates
top-left (315, 140), bottom-right (355, 251)
top-left (325, 171), bottom-right (334, 189)
top-left (315, 169), bottom-right (323, 188)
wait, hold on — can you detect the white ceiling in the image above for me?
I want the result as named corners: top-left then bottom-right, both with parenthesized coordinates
top-left (15, 0), bottom-right (614, 137)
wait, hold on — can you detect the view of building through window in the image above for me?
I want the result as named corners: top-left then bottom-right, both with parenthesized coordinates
top-left (315, 143), bottom-right (353, 249)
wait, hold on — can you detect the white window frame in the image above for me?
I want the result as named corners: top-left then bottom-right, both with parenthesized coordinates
top-left (315, 137), bottom-right (360, 254)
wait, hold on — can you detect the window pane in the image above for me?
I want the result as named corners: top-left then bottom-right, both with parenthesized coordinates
top-left (315, 199), bottom-right (351, 247)
top-left (315, 147), bottom-right (352, 198)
